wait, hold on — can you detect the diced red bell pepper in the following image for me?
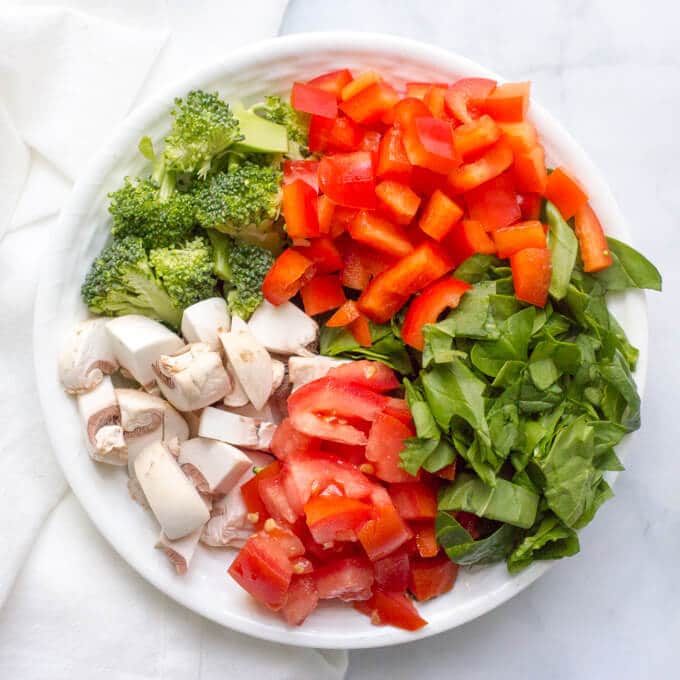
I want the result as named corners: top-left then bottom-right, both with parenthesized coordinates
top-left (349, 211), bottom-right (414, 258)
top-left (315, 557), bottom-right (375, 602)
top-left (418, 189), bottom-right (464, 241)
top-left (259, 472), bottom-right (298, 525)
top-left (326, 299), bottom-right (361, 327)
top-left (375, 180), bottom-right (421, 225)
top-left (518, 192), bottom-right (543, 220)
top-left (300, 274), bottom-right (346, 316)
top-left (308, 114), bottom-right (335, 153)
top-left (374, 550), bottom-right (410, 593)
top-left (341, 81), bottom-right (400, 125)
top-left (455, 511), bottom-right (481, 539)
top-left (327, 115), bottom-right (365, 152)
top-left (448, 137), bottom-right (514, 193)
top-left (512, 145), bottom-right (548, 194)
top-left (478, 81), bottom-right (530, 122)
top-left (445, 219), bottom-right (497, 267)
top-left (403, 116), bottom-right (460, 175)
top-left (444, 78), bottom-right (497, 123)
top-left (304, 495), bottom-right (374, 544)
top-left (493, 220), bottom-right (547, 258)
top-left (390, 482), bottom-right (438, 520)
top-left (423, 85), bottom-right (447, 119)
top-left (409, 555), bottom-right (458, 602)
top-left (262, 249), bottom-right (316, 305)
top-left (453, 114), bottom-right (502, 159)
top-left (317, 195), bottom-right (335, 234)
top-left (510, 247), bottom-right (552, 307)
top-left (356, 590), bottom-right (427, 631)
top-left (377, 127), bottom-right (412, 183)
top-left (544, 167), bottom-right (588, 220)
top-left (498, 121), bottom-right (538, 154)
top-left (271, 419), bottom-right (318, 461)
top-left (365, 412), bottom-right (416, 483)
top-left (283, 179), bottom-right (320, 240)
top-left (436, 460), bottom-right (458, 481)
top-left (327, 360), bottom-right (400, 392)
top-left (308, 69), bottom-right (353, 100)
top-left (350, 313), bottom-right (373, 347)
top-left (358, 503), bottom-right (413, 562)
top-left (406, 81), bottom-right (449, 100)
top-left (409, 166), bottom-right (450, 198)
top-left (413, 522), bottom-right (439, 558)
top-left (340, 246), bottom-right (371, 290)
top-left (465, 171), bottom-right (521, 231)
top-left (318, 151), bottom-right (377, 209)
top-left (574, 203), bottom-right (613, 272)
top-left (281, 575), bottom-right (319, 626)
top-left (401, 277), bottom-right (471, 350)
top-left (291, 81), bottom-right (338, 119)
top-left (284, 159), bottom-right (319, 192)
top-left (330, 206), bottom-right (359, 238)
top-left (294, 237), bottom-right (343, 274)
top-left (341, 71), bottom-right (381, 101)
top-left (391, 97), bottom-right (432, 129)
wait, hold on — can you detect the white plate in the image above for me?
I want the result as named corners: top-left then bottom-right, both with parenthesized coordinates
top-left (34, 32), bottom-right (648, 649)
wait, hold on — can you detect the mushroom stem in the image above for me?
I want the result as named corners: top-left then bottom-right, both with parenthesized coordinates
top-left (181, 297), bottom-right (230, 351)
top-left (156, 527), bottom-right (203, 575)
top-left (178, 437), bottom-right (252, 494)
top-left (198, 406), bottom-right (276, 451)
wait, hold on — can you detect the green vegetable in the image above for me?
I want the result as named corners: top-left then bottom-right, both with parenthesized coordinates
top-left (232, 107), bottom-right (289, 154)
top-left (592, 237), bottom-right (662, 291)
top-left (507, 514), bottom-right (579, 573)
top-left (251, 95), bottom-right (310, 158)
top-left (545, 200), bottom-right (578, 300)
top-left (81, 236), bottom-right (182, 328)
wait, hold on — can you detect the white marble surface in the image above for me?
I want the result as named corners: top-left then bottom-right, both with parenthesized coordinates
top-left (281, 1), bottom-right (680, 678)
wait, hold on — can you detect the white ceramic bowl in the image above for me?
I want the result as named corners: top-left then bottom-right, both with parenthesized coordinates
top-left (34, 32), bottom-right (648, 649)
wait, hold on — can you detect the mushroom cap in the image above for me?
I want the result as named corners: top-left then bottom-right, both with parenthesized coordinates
top-left (248, 301), bottom-right (318, 355)
top-left (181, 297), bottom-right (230, 351)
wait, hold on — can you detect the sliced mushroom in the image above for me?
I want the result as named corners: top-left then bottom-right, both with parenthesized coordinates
top-left (106, 315), bottom-right (184, 388)
top-left (177, 437), bottom-right (252, 494)
top-left (219, 328), bottom-right (272, 410)
top-left (228, 401), bottom-right (277, 423)
top-left (181, 297), bottom-right (230, 351)
top-left (198, 406), bottom-right (275, 451)
top-left (77, 376), bottom-right (127, 465)
top-left (247, 301), bottom-right (318, 355)
top-left (133, 441), bottom-right (210, 540)
top-left (271, 359), bottom-right (285, 394)
top-left (222, 361), bottom-right (249, 407)
top-left (156, 526), bottom-right (203, 575)
top-left (288, 355), bottom-right (351, 390)
top-left (153, 343), bottom-right (230, 412)
top-left (58, 318), bottom-right (119, 394)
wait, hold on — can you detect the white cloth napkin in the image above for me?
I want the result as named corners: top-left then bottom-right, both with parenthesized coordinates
top-left (0, 2), bottom-right (348, 678)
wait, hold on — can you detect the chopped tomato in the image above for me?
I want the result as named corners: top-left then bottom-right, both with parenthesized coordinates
top-left (259, 472), bottom-right (299, 525)
top-left (291, 81), bottom-right (338, 118)
top-left (413, 522), bottom-right (439, 558)
top-left (294, 237), bottom-right (343, 274)
top-left (510, 247), bottom-right (552, 307)
top-left (383, 398), bottom-right (413, 426)
top-left (308, 114), bottom-right (335, 153)
top-left (350, 313), bottom-right (373, 347)
top-left (304, 495), bottom-right (374, 543)
top-left (327, 115), bottom-right (365, 152)
top-left (574, 203), bottom-right (613, 272)
top-left (358, 503), bottom-right (413, 561)
top-left (465, 172), bottom-right (521, 231)
top-left (512, 145), bottom-right (548, 194)
top-left (403, 116), bottom-right (460, 175)
top-left (445, 219), bottom-right (497, 267)
top-left (423, 85), bottom-right (447, 119)
top-left (319, 440), bottom-right (366, 467)
top-left (389, 482), bottom-right (438, 520)
top-left (287, 378), bottom-right (389, 445)
top-left (436, 460), bottom-right (458, 481)
top-left (455, 511), bottom-right (481, 539)
top-left (409, 555), bottom-right (458, 601)
top-left (493, 220), bottom-right (547, 258)
top-left (281, 575), bottom-right (319, 626)
top-left (519, 192), bottom-right (543, 220)
top-left (391, 97), bottom-right (432, 129)
top-left (448, 137), bottom-right (514, 192)
top-left (284, 159), bottom-right (319, 192)
top-left (544, 167), bottom-right (588, 220)
top-left (314, 557), bottom-right (375, 601)
top-left (444, 78), bottom-right (497, 123)
top-left (401, 277), bottom-right (471, 350)
top-left (262, 249), bottom-right (316, 305)
top-left (283, 179), bottom-right (320, 239)
top-left (308, 69), bottom-right (353, 100)
top-left (300, 274), bottom-right (346, 316)
top-left (240, 460), bottom-right (282, 527)
top-left (478, 81), bottom-right (530, 122)
top-left (377, 127), bottom-right (412, 183)
top-left (327, 360), bottom-right (400, 392)
top-left (358, 241), bottom-right (454, 323)
top-left (356, 590), bottom-right (427, 631)
top-left (271, 419), bottom-right (318, 461)
top-left (341, 81), bottom-right (400, 125)
top-left (365, 412), bottom-right (416, 483)
top-left (418, 189), bottom-right (464, 241)
top-left (453, 114), bottom-right (502, 159)
top-left (374, 550), bottom-right (410, 593)
top-left (498, 121), bottom-right (538, 154)
top-left (341, 71), bottom-right (381, 101)
top-left (326, 299), bottom-right (361, 327)
top-left (318, 151), bottom-right (377, 209)
top-left (349, 211), bottom-right (414, 258)
top-left (375, 180), bottom-right (421, 225)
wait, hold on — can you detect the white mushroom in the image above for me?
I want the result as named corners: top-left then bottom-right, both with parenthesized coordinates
top-left (156, 527), bottom-right (202, 575)
top-left (177, 437), bottom-right (252, 494)
top-left (228, 401), bottom-right (277, 423)
top-left (133, 441), bottom-right (210, 539)
top-left (76, 376), bottom-right (127, 465)
top-left (230, 315), bottom-right (249, 333)
top-left (58, 318), bottom-right (119, 394)
top-left (153, 343), bottom-right (230, 412)
top-left (198, 406), bottom-right (275, 451)
top-left (181, 297), bottom-right (230, 351)
top-left (247, 301), bottom-right (318, 355)
top-left (222, 362), bottom-right (249, 407)
top-left (271, 359), bottom-right (285, 394)
top-left (219, 328), bottom-right (272, 411)
top-left (106, 315), bottom-right (184, 388)
top-left (288, 355), bottom-right (351, 390)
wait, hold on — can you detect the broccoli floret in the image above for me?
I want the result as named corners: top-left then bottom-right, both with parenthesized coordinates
top-left (164, 91), bottom-right (243, 178)
top-left (108, 177), bottom-right (196, 249)
top-left (252, 96), bottom-right (310, 157)
top-left (149, 236), bottom-right (217, 310)
top-left (81, 237), bottom-right (181, 328)
top-left (193, 161), bottom-right (283, 245)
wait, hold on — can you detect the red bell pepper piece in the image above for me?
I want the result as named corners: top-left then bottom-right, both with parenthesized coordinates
top-left (341, 71), bottom-right (381, 101)
top-left (350, 313), bottom-right (373, 347)
top-left (510, 247), bottom-right (552, 307)
top-left (375, 180), bottom-right (421, 225)
top-left (294, 237), bottom-right (343, 274)
top-left (518, 192), bottom-right (543, 220)
top-left (498, 121), bottom-right (538, 154)
top-left (406, 81), bottom-right (449, 100)
top-left (291, 81), bottom-right (337, 118)
top-left (402, 116), bottom-right (460, 175)
top-left (283, 179), bottom-right (320, 239)
top-left (300, 274), bottom-right (346, 316)
top-left (377, 127), bottom-right (412, 183)
top-left (574, 203), bottom-right (613, 272)
top-left (308, 114), bottom-right (335, 153)
top-left (544, 167), bottom-right (588, 220)
top-left (317, 195), bottom-right (335, 234)
top-left (391, 97), bottom-right (432, 129)
top-left (448, 137), bottom-right (514, 192)
top-left (453, 114), bottom-right (502, 159)
top-left (413, 522), bottom-right (440, 558)
top-left (318, 151), bottom-right (377, 209)
top-left (493, 220), bottom-right (547, 258)
top-left (262, 249), bottom-right (316, 305)
top-left (418, 189), bottom-right (464, 241)
top-left (284, 159), bottom-right (319, 192)
top-left (307, 69), bottom-right (353, 100)
top-left (326, 299), bottom-right (361, 328)
top-left (456, 511), bottom-right (481, 539)
top-left (478, 81), bottom-right (531, 122)
top-left (512, 145), bottom-right (548, 194)
top-left (465, 171), bottom-right (521, 231)
top-left (349, 210), bottom-right (414, 258)
top-left (423, 85), bottom-right (447, 119)
top-left (359, 130), bottom-right (382, 169)
top-left (444, 78), bottom-right (497, 123)
top-left (341, 80), bottom-right (400, 124)
top-left (409, 555), bottom-right (458, 602)
top-left (445, 219), bottom-right (497, 266)
top-left (327, 114), bottom-right (365, 152)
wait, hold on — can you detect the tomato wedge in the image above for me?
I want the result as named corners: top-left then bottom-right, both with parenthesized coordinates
top-left (271, 419), bottom-right (318, 461)
top-left (356, 590), bottom-right (427, 631)
top-left (376, 127), bottom-right (412, 183)
top-left (413, 522), bottom-right (439, 558)
top-left (444, 78), bottom-right (497, 123)
top-left (478, 81), bottom-right (530, 122)
top-left (375, 180), bottom-right (421, 225)
top-left (409, 555), bottom-right (458, 602)
top-left (574, 203), bottom-right (613, 272)
top-left (448, 137), bottom-right (514, 193)
top-left (327, 360), bottom-right (400, 392)
top-left (465, 171), bottom-right (521, 231)
top-left (326, 299), bottom-right (361, 327)
top-left (318, 151), bottom-right (377, 209)
top-left (358, 503), bottom-right (413, 561)
top-left (304, 495), bottom-right (374, 544)
top-left (349, 211), bottom-right (414, 258)
top-left (308, 69), bottom-right (353, 100)
top-left (374, 550), bottom-right (410, 593)
top-left (453, 114), bottom-right (502, 159)
top-left (389, 482), bottom-right (438, 520)
top-left (418, 189), bottom-right (464, 241)
top-left (259, 471), bottom-right (298, 525)
top-left (291, 81), bottom-right (338, 118)
top-left (283, 179), bottom-right (320, 239)
top-left (544, 167), bottom-right (588, 220)
top-left (510, 247), bottom-right (552, 307)
top-left (240, 460), bottom-right (281, 527)
top-left (445, 219), bottom-right (497, 267)
top-left (284, 159), bottom-right (319, 191)
top-left (294, 237), bottom-right (343, 274)
top-left (262, 249), bottom-right (316, 305)
top-left (300, 274), bottom-right (345, 316)
top-left (493, 220), bottom-right (547, 258)
top-left (341, 80), bottom-right (400, 125)
top-left (281, 575), bottom-right (319, 626)
top-left (401, 277), bottom-right (471, 350)
top-left (402, 116), bottom-right (460, 174)
top-left (365, 412), bottom-right (416, 483)
top-left (314, 557), bottom-right (375, 601)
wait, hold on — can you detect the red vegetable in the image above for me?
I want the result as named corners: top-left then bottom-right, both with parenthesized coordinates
top-left (319, 151), bottom-right (377, 209)
top-left (465, 172), bottom-right (521, 231)
top-left (304, 495), bottom-right (374, 544)
top-left (350, 314), bottom-right (373, 347)
top-left (262, 249), bottom-right (316, 305)
top-left (498, 121), bottom-right (538, 154)
top-left (271, 419), bottom-right (318, 461)
top-left (453, 114), bottom-right (501, 159)
top-left (341, 80), bottom-right (400, 125)
top-left (281, 575), bottom-right (319, 626)
top-left (341, 71), bottom-right (381, 101)
top-left (445, 219), bottom-right (497, 266)
top-left (544, 167), bottom-right (588, 220)
top-left (240, 461), bottom-right (281, 527)
top-left (574, 203), bottom-right (613, 272)
top-left (402, 116), bottom-right (460, 175)
top-left (294, 237), bottom-right (343, 274)
top-left (291, 81), bottom-right (338, 118)
top-left (307, 69), bottom-right (353, 100)
top-left (326, 299), bottom-right (361, 327)
top-left (418, 189), bottom-right (464, 241)
top-left (327, 360), bottom-right (400, 392)
top-left (510, 247), bottom-right (552, 307)
top-left (314, 557), bottom-right (374, 601)
top-left (356, 590), bottom-right (427, 631)
top-left (349, 211), bottom-right (414, 258)
top-left (365, 412), bottom-right (416, 483)
top-left (493, 220), bottom-right (547, 258)
top-left (282, 179), bottom-right (320, 239)
top-left (512, 145), bottom-right (548, 194)
top-left (444, 77), bottom-right (496, 123)
top-left (413, 523), bottom-right (439, 558)
top-left (300, 274), bottom-right (346, 316)
top-left (374, 550), bottom-right (410, 592)
top-left (389, 482), bottom-right (438, 520)
top-left (478, 81), bottom-right (530, 122)
top-left (409, 555), bottom-right (458, 602)
top-left (284, 159), bottom-right (319, 191)
top-left (358, 503), bottom-right (413, 562)
top-left (448, 137), bottom-right (514, 192)
top-left (375, 180), bottom-right (421, 225)
top-left (327, 115), bottom-right (365, 151)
